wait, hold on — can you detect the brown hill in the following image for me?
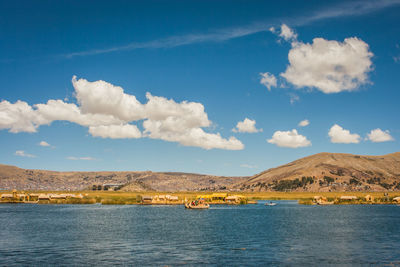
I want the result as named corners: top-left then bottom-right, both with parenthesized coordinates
top-left (233, 152), bottom-right (400, 192)
top-left (0, 164), bottom-right (247, 191)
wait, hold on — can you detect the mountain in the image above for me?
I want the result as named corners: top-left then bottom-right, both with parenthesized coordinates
top-left (1, 152), bottom-right (399, 192)
top-left (233, 152), bottom-right (400, 192)
top-left (0, 164), bottom-right (247, 191)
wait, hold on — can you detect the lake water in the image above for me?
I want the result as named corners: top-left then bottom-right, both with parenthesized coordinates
top-left (0, 201), bottom-right (400, 266)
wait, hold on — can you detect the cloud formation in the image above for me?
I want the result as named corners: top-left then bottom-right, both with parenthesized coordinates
top-left (279, 24), bottom-right (297, 42)
top-left (281, 37), bottom-right (373, 93)
top-left (367, 128), bottom-right (394, 142)
top-left (67, 156), bottom-right (96, 161)
top-left (15, 150), bottom-right (36, 158)
top-left (328, 124), bottom-right (360, 143)
top-left (298, 119), bottom-right (309, 127)
top-left (259, 72), bottom-right (277, 91)
top-left (232, 118), bottom-right (262, 133)
top-left (61, 1), bottom-right (400, 58)
top-left (39, 141), bottom-right (50, 147)
top-left (0, 77), bottom-right (244, 150)
top-left (267, 129), bottom-right (311, 148)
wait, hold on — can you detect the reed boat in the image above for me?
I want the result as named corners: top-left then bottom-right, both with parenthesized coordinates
top-left (185, 202), bottom-right (210, 209)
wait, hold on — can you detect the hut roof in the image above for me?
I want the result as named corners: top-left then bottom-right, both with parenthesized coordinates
top-left (196, 195), bottom-right (212, 199)
top-left (38, 194), bottom-right (50, 199)
top-left (226, 196), bottom-right (239, 200)
top-left (393, 196), bottom-right (400, 201)
top-left (211, 193), bottom-right (227, 198)
top-left (142, 195), bottom-right (153, 200)
top-left (166, 195), bottom-right (178, 200)
top-left (1, 194), bottom-right (13, 198)
top-left (340, 196), bottom-right (357, 200)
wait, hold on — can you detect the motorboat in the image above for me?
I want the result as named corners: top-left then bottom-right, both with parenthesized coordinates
top-left (265, 202), bottom-right (277, 206)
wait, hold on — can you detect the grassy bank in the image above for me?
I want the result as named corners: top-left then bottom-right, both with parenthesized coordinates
top-left (1, 190), bottom-right (399, 205)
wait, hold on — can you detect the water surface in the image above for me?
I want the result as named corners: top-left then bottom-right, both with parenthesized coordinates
top-left (1, 201), bottom-right (399, 265)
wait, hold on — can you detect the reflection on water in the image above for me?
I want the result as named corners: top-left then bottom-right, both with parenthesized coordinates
top-left (0, 202), bottom-right (400, 265)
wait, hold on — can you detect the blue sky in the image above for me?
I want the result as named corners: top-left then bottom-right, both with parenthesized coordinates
top-left (0, 0), bottom-right (399, 176)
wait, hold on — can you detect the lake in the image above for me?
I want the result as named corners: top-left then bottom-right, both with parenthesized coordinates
top-left (0, 201), bottom-right (399, 266)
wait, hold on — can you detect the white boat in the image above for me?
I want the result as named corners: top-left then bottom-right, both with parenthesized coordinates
top-left (265, 202), bottom-right (277, 206)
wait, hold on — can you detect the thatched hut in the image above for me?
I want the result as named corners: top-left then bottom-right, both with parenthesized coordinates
top-left (38, 194), bottom-right (50, 200)
top-left (166, 195), bottom-right (179, 202)
top-left (0, 193), bottom-right (14, 200)
top-left (211, 193), bottom-right (227, 202)
top-left (340, 196), bottom-right (357, 200)
top-left (365, 195), bottom-right (374, 202)
top-left (49, 194), bottom-right (67, 200)
top-left (226, 195), bottom-right (240, 204)
top-left (393, 196), bottom-right (400, 203)
top-left (142, 195), bottom-right (153, 204)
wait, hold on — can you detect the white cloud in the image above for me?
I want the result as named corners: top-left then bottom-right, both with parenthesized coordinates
top-left (259, 72), bottom-right (277, 91)
top-left (0, 100), bottom-right (46, 133)
top-left (15, 150), bottom-right (36, 158)
top-left (240, 164), bottom-right (258, 169)
top-left (328, 124), bottom-right (360, 143)
top-left (281, 37), bottom-right (373, 93)
top-left (279, 24), bottom-right (297, 42)
top-left (298, 119), bottom-right (310, 127)
top-left (66, 156), bottom-right (96, 161)
top-left (232, 118), bottom-right (262, 133)
top-left (288, 93), bottom-right (300, 104)
top-left (367, 128), bottom-right (394, 143)
top-left (39, 141), bottom-right (50, 147)
top-left (0, 76), bottom-right (243, 150)
top-left (267, 129), bottom-right (311, 148)
top-left (89, 124), bottom-right (142, 139)
top-left (143, 120), bottom-right (244, 150)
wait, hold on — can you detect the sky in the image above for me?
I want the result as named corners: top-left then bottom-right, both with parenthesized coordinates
top-left (0, 0), bottom-right (399, 176)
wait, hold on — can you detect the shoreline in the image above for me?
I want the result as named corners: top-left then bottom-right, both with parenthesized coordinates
top-left (1, 190), bottom-right (400, 206)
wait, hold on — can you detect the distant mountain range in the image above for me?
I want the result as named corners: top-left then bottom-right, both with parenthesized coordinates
top-left (1, 152), bottom-right (399, 192)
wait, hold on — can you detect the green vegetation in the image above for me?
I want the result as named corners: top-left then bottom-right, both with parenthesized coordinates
top-left (349, 178), bottom-right (361, 185)
top-left (273, 176), bottom-right (315, 191)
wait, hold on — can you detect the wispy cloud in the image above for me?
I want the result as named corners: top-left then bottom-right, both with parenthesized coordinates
top-left (62, 0), bottom-right (400, 58)
top-left (240, 164), bottom-right (258, 169)
top-left (15, 150), bottom-right (36, 158)
top-left (66, 156), bottom-right (97, 161)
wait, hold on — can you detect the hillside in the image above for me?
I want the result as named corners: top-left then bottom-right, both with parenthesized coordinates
top-left (0, 164), bottom-right (247, 191)
top-left (1, 152), bottom-right (400, 192)
top-left (233, 152), bottom-right (400, 192)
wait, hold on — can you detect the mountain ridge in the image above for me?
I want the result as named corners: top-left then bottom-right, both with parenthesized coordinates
top-left (1, 151), bottom-right (399, 192)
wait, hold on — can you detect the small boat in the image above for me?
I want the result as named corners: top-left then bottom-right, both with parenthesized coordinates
top-left (185, 202), bottom-right (210, 209)
top-left (265, 202), bottom-right (277, 206)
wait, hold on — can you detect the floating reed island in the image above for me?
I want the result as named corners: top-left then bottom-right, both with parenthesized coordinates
top-left (0, 190), bottom-right (252, 205)
top-left (1, 190), bottom-right (400, 206)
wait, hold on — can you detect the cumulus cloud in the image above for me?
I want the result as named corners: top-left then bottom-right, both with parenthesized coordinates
top-left (298, 119), bottom-right (309, 127)
top-left (232, 118), bottom-right (262, 133)
top-left (15, 150), bottom-right (36, 158)
top-left (89, 124), bottom-right (142, 139)
top-left (66, 156), bottom-right (96, 161)
top-left (328, 124), bottom-right (360, 143)
top-left (267, 129), bottom-right (311, 148)
top-left (281, 37), bottom-right (373, 93)
top-left (366, 128), bottom-right (394, 143)
top-left (279, 24), bottom-right (297, 42)
top-left (39, 141), bottom-right (50, 147)
top-left (260, 72), bottom-right (277, 91)
top-left (0, 76), bottom-right (243, 150)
